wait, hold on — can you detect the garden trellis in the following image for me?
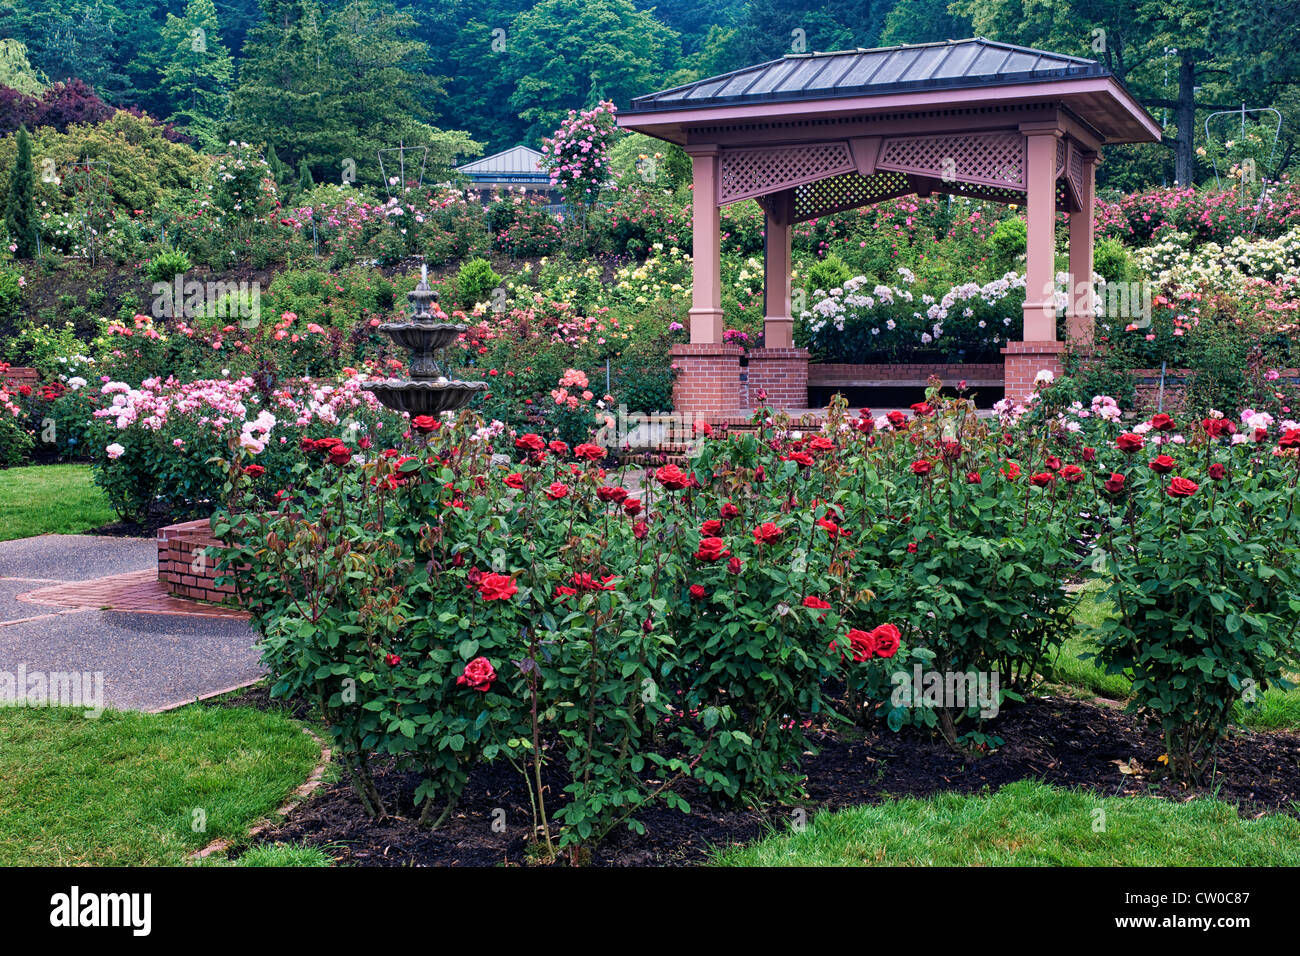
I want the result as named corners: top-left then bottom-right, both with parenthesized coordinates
top-left (59, 159), bottom-right (111, 266)
top-left (377, 142), bottom-right (428, 198)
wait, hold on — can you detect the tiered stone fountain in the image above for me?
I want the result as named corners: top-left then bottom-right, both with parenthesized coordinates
top-left (362, 265), bottom-right (487, 414)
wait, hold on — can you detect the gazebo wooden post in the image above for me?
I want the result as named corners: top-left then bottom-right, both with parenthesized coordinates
top-left (686, 145), bottom-right (724, 344)
top-left (762, 190), bottom-right (794, 348)
top-left (1067, 150), bottom-right (1098, 346)
top-left (669, 144), bottom-right (743, 419)
top-left (1002, 121), bottom-right (1067, 400)
top-left (747, 186), bottom-right (809, 412)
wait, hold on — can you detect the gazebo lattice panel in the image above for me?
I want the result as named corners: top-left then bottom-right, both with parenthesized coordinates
top-left (793, 170), bottom-right (913, 222)
top-left (718, 142), bottom-right (855, 204)
top-left (1068, 142), bottom-right (1086, 208)
top-left (876, 131), bottom-right (1027, 190)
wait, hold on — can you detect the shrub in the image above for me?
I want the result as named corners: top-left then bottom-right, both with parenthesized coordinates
top-left (1092, 413), bottom-right (1300, 780)
top-left (806, 253), bottom-right (853, 294)
top-left (455, 257), bottom-right (502, 309)
top-left (144, 247), bottom-right (192, 283)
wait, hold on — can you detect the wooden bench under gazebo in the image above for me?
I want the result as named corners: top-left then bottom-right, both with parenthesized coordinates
top-left (617, 37), bottom-right (1161, 417)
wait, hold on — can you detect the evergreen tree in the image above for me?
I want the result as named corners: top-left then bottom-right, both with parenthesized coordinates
top-left (266, 142), bottom-right (288, 184)
top-left (6, 125), bottom-right (37, 258)
top-left (157, 0), bottom-right (235, 150)
top-left (297, 158), bottom-right (314, 192)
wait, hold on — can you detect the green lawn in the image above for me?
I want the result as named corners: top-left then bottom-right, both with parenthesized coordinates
top-left (716, 780), bottom-right (1300, 866)
top-left (0, 464), bottom-right (115, 541)
top-left (0, 705), bottom-right (322, 866)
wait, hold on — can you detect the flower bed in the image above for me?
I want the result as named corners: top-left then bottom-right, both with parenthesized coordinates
top-left (213, 385), bottom-right (1300, 859)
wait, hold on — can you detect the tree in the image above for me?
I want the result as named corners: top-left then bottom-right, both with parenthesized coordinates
top-left (266, 143), bottom-right (288, 185)
top-left (5, 125), bottom-right (37, 257)
top-left (232, 0), bottom-right (479, 184)
top-left (297, 157), bottom-right (313, 192)
top-left (0, 38), bottom-right (47, 96)
top-left (502, 0), bottom-right (679, 143)
top-left (156, 0), bottom-right (235, 150)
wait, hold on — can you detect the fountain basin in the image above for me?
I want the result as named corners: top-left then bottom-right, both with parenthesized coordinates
top-left (361, 378), bottom-right (487, 415)
top-left (378, 321), bottom-right (465, 354)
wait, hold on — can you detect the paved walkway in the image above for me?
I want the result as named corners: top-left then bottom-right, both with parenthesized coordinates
top-left (0, 535), bottom-right (263, 713)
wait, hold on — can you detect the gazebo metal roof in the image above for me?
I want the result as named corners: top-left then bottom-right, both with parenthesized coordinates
top-left (622, 37), bottom-right (1158, 145)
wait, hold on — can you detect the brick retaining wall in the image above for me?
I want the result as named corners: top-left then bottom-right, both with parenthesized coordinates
top-left (157, 518), bottom-right (242, 606)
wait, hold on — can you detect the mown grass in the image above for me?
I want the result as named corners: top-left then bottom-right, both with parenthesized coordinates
top-left (0, 464), bottom-right (115, 541)
top-left (0, 705), bottom-right (321, 866)
top-left (716, 780), bottom-right (1300, 866)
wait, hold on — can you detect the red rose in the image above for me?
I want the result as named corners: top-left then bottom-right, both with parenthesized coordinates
top-left (911, 459), bottom-right (933, 476)
top-left (514, 433), bottom-right (545, 453)
top-left (1082, 446), bottom-right (1097, 462)
top-left (695, 537), bottom-right (730, 562)
top-left (1115, 433), bottom-right (1144, 453)
top-left (504, 472), bottom-right (525, 489)
top-left (1167, 476), bottom-right (1199, 498)
top-left (1150, 413), bottom-right (1176, 431)
top-left (411, 415), bottom-right (439, 434)
top-left (965, 471), bottom-right (982, 484)
top-left (1208, 463), bottom-right (1227, 480)
top-left (313, 437), bottom-right (343, 453)
top-left (727, 556), bottom-right (742, 575)
top-left (1104, 472), bottom-right (1126, 494)
top-left (1045, 456), bottom-right (1062, 471)
top-left (784, 451), bottom-right (814, 467)
top-left (385, 653), bottom-right (401, 667)
top-left (689, 584), bottom-right (706, 601)
top-left (477, 573), bottom-right (518, 601)
top-left (574, 442), bottom-right (605, 461)
top-left (830, 628), bottom-right (877, 662)
top-left (1060, 464), bottom-right (1084, 483)
top-left (548, 440), bottom-right (569, 455)
top-left (655, 464), bottom-right (690, 490)
top-left (1030, 471), bottom-right (1055, 487)
top-left (754, 465), bottom-right (765, 482)
top-left (700, 519), bottom-right (723, 536)
top-left (752, 521), bottom-right (784, 545)
top-left (1254, 428), bottom-right (1269, 442)
top-left (457, 656), bottom-right (496, 692)
top-left (545, 481), bottom-right (569, 500)
top-left (1202, 417), bottom-right (1235, 439)
top-left (633, 521), bottom-right (648, 539)
top-left (817, 518), bottom-right (845, 538)
top-left (802, 596), bottom-right (831, 610)
top-left (720, 502), bottom-right (739, 519)
top-left (869, 623), bottom-right (901, 658)
top-left (596, 485), bottom-right (627, 502)
top-left (299, 436), bottom-right (317, 453)
top-left (623, 498), bottom-right (642, 516)
top-left (328, 445), bottom-right (353, 466)
top-left (1279, 429), bottom-right (1300, 450)
top-left (1149, 454), bottom-right (1175, 474)
top-left (245, 464), bottom-right (265, 478)
top-left (808, 435), bottom-right (834, 452)
top-left (1000, 461), bottom-right (1021, 481)
top-left (910, 402), bottom-right (933, 416)
top-left (886, 410), bottom-right (907, 428)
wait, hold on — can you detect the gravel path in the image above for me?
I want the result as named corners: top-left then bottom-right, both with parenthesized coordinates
top-left (0, 535), bottom-right (263, 712)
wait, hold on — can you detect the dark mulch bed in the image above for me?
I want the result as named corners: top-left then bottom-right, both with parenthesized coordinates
top-left (226, 689), bottom-right (1300, 867)
top-left (88, 516), bottom-right (178, 538)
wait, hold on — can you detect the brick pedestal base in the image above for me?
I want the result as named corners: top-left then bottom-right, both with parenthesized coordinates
top-left (157, 518), bottom-right (242, 605)
top-left (1001, 340), bottom-right (1066, 403)
top-left (745, 347), bottom-right (809, 411)
top-left (670, 343), bottom-right (745, 417)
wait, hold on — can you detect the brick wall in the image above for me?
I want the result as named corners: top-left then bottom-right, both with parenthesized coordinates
top-left (1001, 341), bottom-right (1066, 403)
top-left (0, 366), bottom-right (38, 386)
top-left (670, 343), bottom-right (745, 416)
top-left (745, 347), bottom-right (809, 410)
top-left (157, 518), bottom-right (243, 606)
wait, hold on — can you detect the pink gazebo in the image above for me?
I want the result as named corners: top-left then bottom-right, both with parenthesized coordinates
top-left (617, 37), bottom-right (1161, 417)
